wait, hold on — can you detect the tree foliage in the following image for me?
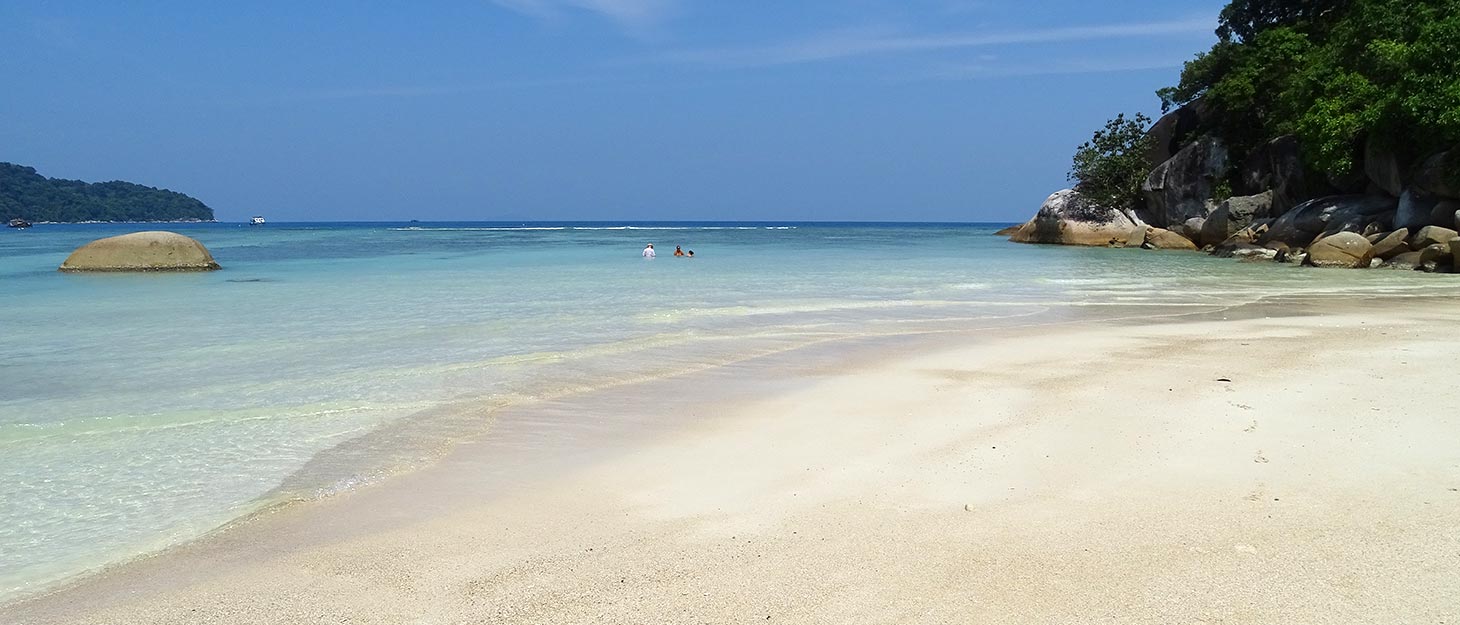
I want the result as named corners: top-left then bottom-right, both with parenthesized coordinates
top-left (1157, 0), bottom-right (1460, 179)
top-left (1214, 0), bottom-right (1347, 44)
top-left (0, 163), bottom-right (214, 222)
top-left (1068, 113), bottom-right (1154, 211)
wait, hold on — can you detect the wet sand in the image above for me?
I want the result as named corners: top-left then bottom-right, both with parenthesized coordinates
top-left (5, 299), bottom-right (1459, 624)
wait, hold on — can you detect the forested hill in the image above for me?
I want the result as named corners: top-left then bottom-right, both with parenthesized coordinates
top-left (0, 162), bottom-right (214, 223)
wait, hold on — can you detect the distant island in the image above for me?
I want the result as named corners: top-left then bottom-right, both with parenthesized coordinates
top-left (1, 162), bottom-right (214, 223)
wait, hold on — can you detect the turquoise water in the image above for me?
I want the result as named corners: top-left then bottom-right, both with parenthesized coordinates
top-left (2, 221), bottom-right (1457, 601)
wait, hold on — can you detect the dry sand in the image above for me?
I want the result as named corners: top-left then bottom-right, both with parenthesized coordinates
top-left (5, 300), bottom-right (1459, 624)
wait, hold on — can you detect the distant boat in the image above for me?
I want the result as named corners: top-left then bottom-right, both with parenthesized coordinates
top-left (249, 216), bottom-right (266, 225)
top-left (7, 218), bottom-right (31, 229)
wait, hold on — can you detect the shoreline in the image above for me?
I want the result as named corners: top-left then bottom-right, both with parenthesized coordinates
top-left (0, 300), bottom-right (1201, 605)
top-left (5, 294), bottom-right (1459, 622)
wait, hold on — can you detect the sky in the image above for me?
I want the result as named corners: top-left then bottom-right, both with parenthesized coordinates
top-left (0, 1), bottom-right (1225, 222)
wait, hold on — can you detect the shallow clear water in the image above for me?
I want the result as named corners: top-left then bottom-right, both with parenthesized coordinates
top-left (1, 221), bottom-right (1456, 600)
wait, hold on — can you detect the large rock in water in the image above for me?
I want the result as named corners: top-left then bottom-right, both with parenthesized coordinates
top-left (1008, 189), bottom-right (1142, 247)
top-left (1304, 232), bottom-right (1374, 268)
top-left (1141, 137), bottom-right (1228, 229)
top-left (1200, 191), bottom-right (1273, 248)
top-left (59, 231), bottom-right (221, 272)
top-left (1258, 195), bottom-right (1397, 248)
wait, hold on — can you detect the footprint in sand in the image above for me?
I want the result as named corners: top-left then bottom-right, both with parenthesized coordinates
top-left (1243, 420), bottom-right (1257, 433)
top-left (1254, 450), bottom-right (1269, 464)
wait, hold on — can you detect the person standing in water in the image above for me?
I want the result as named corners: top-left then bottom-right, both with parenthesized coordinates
top-left (642, 243), bottom-right (656, 259)
top-left (674, 245), bottom-right (685, 257)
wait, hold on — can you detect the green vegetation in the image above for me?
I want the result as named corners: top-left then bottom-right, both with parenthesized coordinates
top-left (0, 162), bottom-right (214, 223)
top-left (1067, 113), bottom-right (1154, 211)
top-left (1156, 0), bottom-right (1460, 178)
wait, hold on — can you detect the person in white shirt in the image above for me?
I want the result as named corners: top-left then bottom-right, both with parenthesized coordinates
top-left (642, 243), bottom-right (656, 259)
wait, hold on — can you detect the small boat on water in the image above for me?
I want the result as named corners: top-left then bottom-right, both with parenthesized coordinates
top-left (7, 218), bottom-right (31, 229)
top-left (249, 216), bottom-right (266, 225)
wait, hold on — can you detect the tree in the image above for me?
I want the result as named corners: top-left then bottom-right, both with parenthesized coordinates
top-left (0, 163), bottom-right (214, 222)
top-left (1068, 113), bottom-right (1154, 212)
top-left (1153, 0), bottom-right (1460, 180)
top-left (1215, 0), bottom-right (1347, 43)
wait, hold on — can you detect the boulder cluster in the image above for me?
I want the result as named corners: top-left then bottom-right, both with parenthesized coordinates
top-left (1007, 103), bottom-right (1460, 272)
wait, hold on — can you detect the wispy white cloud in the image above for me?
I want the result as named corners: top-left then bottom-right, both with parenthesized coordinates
top-left (245, 75), bottom-right (612, 105)
top-left (661, 18), bottom-right (1213, 67)
top-left (920, 57), bottom-right (1184, 81)
top-left (490, 0), bottom-right (676, 32)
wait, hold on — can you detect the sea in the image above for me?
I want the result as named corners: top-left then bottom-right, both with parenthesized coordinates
top-left (1, 221), bottom-right (1456, 602)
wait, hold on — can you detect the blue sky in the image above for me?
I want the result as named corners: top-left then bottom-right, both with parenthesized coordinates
top-left (0, 1), bottom-right (1223, 222)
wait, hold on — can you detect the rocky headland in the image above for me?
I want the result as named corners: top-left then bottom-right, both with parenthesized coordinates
top-left (1007, 0), bottom-right (1460, 273)
top-left (1009, 102), bottom-right (1460, 272)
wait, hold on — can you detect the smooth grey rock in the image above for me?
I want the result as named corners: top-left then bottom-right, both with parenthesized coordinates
top-left (1201, 191), bottom-right (1274, 248)
top-left (1304, 232), bottom-right (1374, 268)
top-left (1396, 189), bottom-right (1439, 230)
top-left (1239, 135), bottom-right (1309, 214)
top-left (1008, 189), bottom-right (1142, 247)
top-left (1144, 102), bottom-right (1208, 170)
top-left (1259, 195), bottom-right (1397, 248)
top-left (1180, 217), bottom-right (1206, 244)
top-left (1142, 137), bottom-right (1228, 229)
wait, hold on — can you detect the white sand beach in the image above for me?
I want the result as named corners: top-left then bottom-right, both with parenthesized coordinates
top-left (5, 299), bottom-right (1458, 624)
